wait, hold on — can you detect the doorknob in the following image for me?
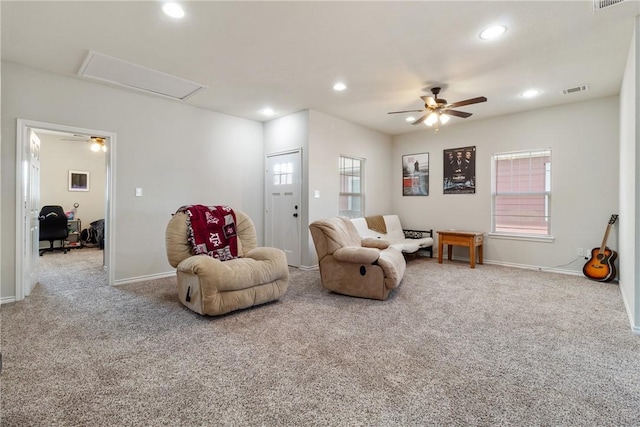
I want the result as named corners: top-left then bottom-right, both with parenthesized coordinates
top-left (293, 213), bottom-right (298, 218)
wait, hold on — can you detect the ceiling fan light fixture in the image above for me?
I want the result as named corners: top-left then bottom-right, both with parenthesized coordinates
top-left (405, 116), bottom-right (415, 122)
top-left (479, 25), bottom-right (506, 40)
top-left (425, 112), bottom-right (439, 127)
top-left (90, 142), bottom-right (101, 152)
top-left (439, 114), bottom-right (450, 124)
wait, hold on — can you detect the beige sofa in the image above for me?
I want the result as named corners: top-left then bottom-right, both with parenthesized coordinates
top-left (166, 210), bottom-right (289, 316)
top-left (351, 215), bottom-right (433, 257)
top-left (309, 216), bottom-right (406, 300)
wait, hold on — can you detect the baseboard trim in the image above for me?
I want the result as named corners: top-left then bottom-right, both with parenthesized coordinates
top-left (298, 265), bottom-right (318, 271)
top-left (113, 271), bottom-right (175, 286)
top-left (482, 259), bottom-right (583, 277)
top-left (1, 296), bottom-right (16, 305)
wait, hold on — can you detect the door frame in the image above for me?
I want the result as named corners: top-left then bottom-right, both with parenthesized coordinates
top-left (15, 119), bottom-right (116, 300)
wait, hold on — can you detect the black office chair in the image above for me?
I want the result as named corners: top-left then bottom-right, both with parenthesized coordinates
top-left (39, 205), bottom-right (69, 256)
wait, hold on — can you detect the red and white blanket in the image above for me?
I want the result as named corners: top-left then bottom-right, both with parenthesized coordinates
top-left (177, 205), bottom-right (238, 261)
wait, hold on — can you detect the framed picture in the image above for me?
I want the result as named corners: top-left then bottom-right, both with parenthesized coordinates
top-left (402, 153), bottom-right (429, 196)
top-left (68, 170), bottom-right (90, 192)
top-left (443, 146), bottom-right (476, 194)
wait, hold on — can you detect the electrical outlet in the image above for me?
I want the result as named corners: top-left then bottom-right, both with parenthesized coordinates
top-left (577, 247), bottom-right (584, 257)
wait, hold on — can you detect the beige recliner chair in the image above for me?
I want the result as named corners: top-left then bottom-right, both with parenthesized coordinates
top-left (166, 209), bottom-right (289, 316)
top-left (309, 216), bottom-right (406, 300)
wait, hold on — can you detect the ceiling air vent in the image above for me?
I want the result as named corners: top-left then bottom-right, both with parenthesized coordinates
top-left (593, 0), bottom-right (625, 12)
top-left (562, 85), bottom-right (589, 95)
top-left (78, 51), bottom-right (206, 101)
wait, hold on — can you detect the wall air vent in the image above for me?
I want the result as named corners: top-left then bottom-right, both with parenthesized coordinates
top-left (78, 51), bottom-right (206, 101)
top-left (561, 85), bottom-right (589, 95)
top-left (593, 0), bottom-right (625, 12)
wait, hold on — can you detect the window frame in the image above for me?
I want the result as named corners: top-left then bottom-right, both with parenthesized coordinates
top-left (490, 148), bottom-right (554, 242)
top-left (338, 155), bottom-right (365, 218)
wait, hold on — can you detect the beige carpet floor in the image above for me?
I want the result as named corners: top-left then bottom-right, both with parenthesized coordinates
top-left (1, 251), bottom-right (639, 426)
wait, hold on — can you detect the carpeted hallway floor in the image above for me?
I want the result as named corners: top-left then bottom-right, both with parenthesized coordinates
top-left (1, 251), bottom-right (639, 426)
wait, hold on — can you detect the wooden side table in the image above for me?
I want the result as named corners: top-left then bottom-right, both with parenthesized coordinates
top-left (437, 230), bottom-right (484, 268)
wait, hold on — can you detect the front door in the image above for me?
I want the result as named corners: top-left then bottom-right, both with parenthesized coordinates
top-left (265, 150), bottom-right (301, 266)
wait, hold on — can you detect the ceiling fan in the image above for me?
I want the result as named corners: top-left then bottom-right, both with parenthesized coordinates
top-left (388, 87), bottom-right (487, 131)
top-left (62, 135), bottom-right (107, 152)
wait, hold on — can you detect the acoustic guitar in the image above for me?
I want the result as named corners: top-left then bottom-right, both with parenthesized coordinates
top-left (583, 214), bottom-right (618, 282)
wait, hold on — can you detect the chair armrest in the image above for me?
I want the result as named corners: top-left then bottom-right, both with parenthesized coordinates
top-left (361, 238), bottom-right (390, 249)
top-left (403, 229), bottom-right (433, 239)
top-left (244, 247), bottom-right (290, 278)
top-left (177, 254), bottom-right (228, 277)
top-left (333, 246), bottom-right (380, 264)
top-left (244, 246), bottom-right (287, 263)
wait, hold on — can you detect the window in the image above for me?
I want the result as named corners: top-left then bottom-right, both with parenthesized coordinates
top-left (339, 156), bottom-right (364, 218)
top-left (272, 161), bottom-right (293, 185)
top-left (491, 149), bottom-right (551, 237)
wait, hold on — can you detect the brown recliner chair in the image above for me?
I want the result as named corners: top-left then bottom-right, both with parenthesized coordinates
top-left (309, 216), bottom-right (406, 300)
top-left (166, 209), bottom-right (289, 316)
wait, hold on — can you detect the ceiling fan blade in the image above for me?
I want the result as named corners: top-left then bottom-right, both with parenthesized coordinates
top-left (387, 109), bottom-right (424, 114)
top-left (444, 109), bottom-right (472, 118)
top-left (412, 114), bottom-right (428, 125)
top-left (421, 96), bottom-right (437, 108)
top-left (448, 96), bottom-right (487, 108)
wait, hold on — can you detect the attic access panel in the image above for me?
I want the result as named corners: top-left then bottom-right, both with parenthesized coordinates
top-left (78, 51), bottom-right (206, 101)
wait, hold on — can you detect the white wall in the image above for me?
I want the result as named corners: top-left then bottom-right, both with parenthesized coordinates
top-left (38, 134), bottom-right (106, 227)
top-left (393, 97), bottom-right (620, 275)
top-left (619, 18), bottom-right (639, 333)
top-left (1, 61), bottom-right (264, 298)
top-left (265, 109), bottom-right (393, 267)
top-left (263, 110), bottom-right (310, 266)
top-left (307, 110), bottom-right (393, 266)
top-left (264, 110), bottom-right (309, 155)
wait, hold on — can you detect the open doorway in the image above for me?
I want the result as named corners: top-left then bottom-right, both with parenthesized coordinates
top-left (15, 119), bottom-right (116, 301)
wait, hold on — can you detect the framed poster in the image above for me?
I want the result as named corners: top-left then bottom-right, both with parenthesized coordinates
top-left (443, 146), bottom-right (475, 194)
top-left (68, 170), bottom-right (90, 192)
top-left (402, 153), bottom-right (429, 196)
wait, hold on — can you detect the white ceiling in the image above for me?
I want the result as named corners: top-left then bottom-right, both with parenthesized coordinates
top-left (2, 1), bottom-right (639, 136)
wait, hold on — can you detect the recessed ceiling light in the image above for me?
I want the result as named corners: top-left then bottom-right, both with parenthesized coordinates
top-left (479, 25), bottom-right (506, 40)
top-left (333, 82), bottom-right (347, 91)
top-left (521, 89), bottom-right (540, 98)
top-left (405, 116), bottom-right (415, 122)
top-left (163, 3), bottom-right (185, 19)
top-left (260, 107), bottom-right (275, 116)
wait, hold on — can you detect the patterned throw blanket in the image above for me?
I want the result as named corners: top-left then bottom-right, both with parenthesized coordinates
top-left (365, 215), bottom-right (387, 234)
top-left (177, 205), bottom-right (238, 261)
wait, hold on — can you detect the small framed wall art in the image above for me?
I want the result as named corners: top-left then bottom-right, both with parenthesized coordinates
top-left (443, 146), bottom-right (475, 194)
top-left (68, 170), bottom-right (90, 192)
top-left (402, 152), bottom-right (429, 196)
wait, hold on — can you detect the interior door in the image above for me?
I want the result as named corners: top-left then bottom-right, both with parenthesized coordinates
top-left (265, 151), bottom-right (301, 266)
top-left (24, 129), bottom-right (41, 296)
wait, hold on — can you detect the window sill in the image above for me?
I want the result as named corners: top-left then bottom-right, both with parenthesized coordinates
top-left (488, 233), bottom-right (555, 243)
